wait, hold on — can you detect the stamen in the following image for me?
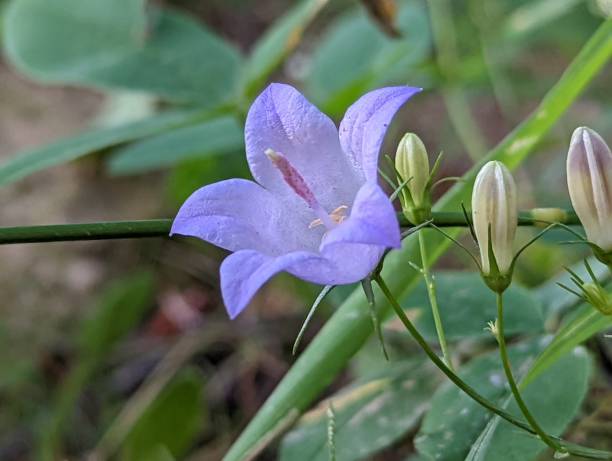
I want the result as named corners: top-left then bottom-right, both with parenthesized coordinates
top-left (309, 205), bottom-right (349, 229)
top-left (265, 148), bottom-right (337, 229)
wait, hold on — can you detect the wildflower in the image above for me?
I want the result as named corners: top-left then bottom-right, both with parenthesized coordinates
top-left (566, 127), bottom-right (612, 264)
top-left (472, 161), bottom-right (518, 292)
top-left (171, 83), bottom-right (420, 318)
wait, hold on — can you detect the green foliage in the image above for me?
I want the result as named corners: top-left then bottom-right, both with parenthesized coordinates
top-left (4, 0), bottom-right (243, 105)
top-left (0, 109), bottom-right (209, 186)
top-left (121, 368), bottom-right (206, 461)
top-left (108, 116), bottom-right (244, 175)
top-left (522, 305), bottom-right (612, 387)
top-left (406, 271), bottom-right (544, 340)
top-left (415, 339), bottom-right (592, 461)
top-left (39, 271), bottom-right (155, 460)
top-left (78, 271), bottom-right (155, 357)
top-left (165, 154), bottom-right (249, 206)
top-left (243, 0), bottom-right (330, 98)
top-left (306, 0), bottom-right (430, 115)
top-left (279, 360), bottom-right (439, 461)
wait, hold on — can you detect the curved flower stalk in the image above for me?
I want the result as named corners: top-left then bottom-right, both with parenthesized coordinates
top-left (567, 126), bottom-right (612, 265)
top-left (472, 160), bottom-right (518, 293)
top-left (171, 83), bottom-right (421, 318)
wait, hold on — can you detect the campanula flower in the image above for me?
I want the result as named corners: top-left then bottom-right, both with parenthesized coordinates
top-left (472, 161), bottom-right (518, 292)
top-left (566, 127), bottom-right (612, 257)
top-left (171, 83), bottom-right (420, 318)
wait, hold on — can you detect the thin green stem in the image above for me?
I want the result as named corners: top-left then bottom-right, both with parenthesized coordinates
top-left (0, 210), bottom-right (580, 245)
top-left (418, 230), bottom-right (454, 370)
top-left (374, 275), bottom-right (612, 460)
top-left (496, 292), bottom-right (565, 453)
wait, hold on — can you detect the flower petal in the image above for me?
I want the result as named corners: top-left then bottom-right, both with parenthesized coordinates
top-left (171, 178), bottom-right (320, 254)
top-left (320, 182), bottom-right (401, 250)
top-left (221, 249), bottom-right (324, 318)
top-left (245, 83), bottom-right (362, 209)
top-left (339, 86), bottom-right (422, 182)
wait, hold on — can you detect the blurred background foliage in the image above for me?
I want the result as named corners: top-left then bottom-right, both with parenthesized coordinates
top-left (0, 0), bottom-right (610, 460)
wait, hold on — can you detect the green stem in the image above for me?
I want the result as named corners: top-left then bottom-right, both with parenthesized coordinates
top-left (374, 275), bottom-right (612, 460)
top-left (0, 210), bottom-right (580, 245)
top-left (496, 292), bottom-right (565, 453)
top-left (418, 230), bottom-right (453, 370)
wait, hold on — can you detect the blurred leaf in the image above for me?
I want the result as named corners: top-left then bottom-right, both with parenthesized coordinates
top-left (244, 0), bottom-right (330, 97)
top-left (416, 339), bottom-right (592, 461)
top-left (502, 0), bottom-right (584, 40)
top-left (4, 0), bottom-right (242, 104)
top-left (279, 359), bottom-right (438, 461)
top-left (108, 116), bottom-right (244, 175)
top-left (38, 271), bottom-right (155, 460)
top-left (0, 109), bottom-right (208, 187)
top-left (165, 153), bottom-right (249, 206)
top-left (79, 271), bottom-right (155, 357)
top-left (223, 21), bottom-right (612, 461)
top-left (522, 305), bottom-right (612, 388)
top-left (307, 0), bottom-right (430, 115)
top-left (405, 271), bottom-right (544, 341)
top-left (121, 368), bottom-right (205, 461)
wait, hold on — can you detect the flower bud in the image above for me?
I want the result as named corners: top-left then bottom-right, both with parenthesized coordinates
top-left (395, 133), bottom-right (431, 224)
top-left (472, 161), bottom-right (518, 284)
top-left (582, 283), bottom-right (612, 315)
top-left (566, 127), bottom-right (612, 254)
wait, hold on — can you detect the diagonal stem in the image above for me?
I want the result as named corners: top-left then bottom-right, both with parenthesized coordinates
top-left (495, 292), bottom-right (565, 453)
top-left (418, 230), bottom-right (454, 370)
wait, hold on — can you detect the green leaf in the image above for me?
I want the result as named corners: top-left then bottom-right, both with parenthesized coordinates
top-left (223, 20), bottom-right (612, 461)
top-left (244, 0), bottom-right (330, 98)
top-left (502, 0), bottom-right (584, 40)
top-left (406, 272), bottom-right (544, 341)
top-left (279, 360), bottom-right (439, 461)
top-left (79, 271), bottom-right (155, 357)
top-left (415, 339), bottom-right (592, 461)
top-left (121, 368), bottom-right (206, 461)
top-left (108, 116), bottom-right (244, 175)
top-left (307, 0), bottom-right (430, 115)
top-left (0, 109), bottom-right (208, 187)
top-left (522, 305), bottom-right (612, 388)
top-left (4, 0), bottom-right (242, 105)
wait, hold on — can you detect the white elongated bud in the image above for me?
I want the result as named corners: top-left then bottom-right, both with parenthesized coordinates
top-left (395, 133), bottom-right (432, 224)
top-left (395, 133), bottom-right (430, 207)
top-left (472, 161), bottom-right (518, 276)
top-left (566, 127), bottom-right (612, 251)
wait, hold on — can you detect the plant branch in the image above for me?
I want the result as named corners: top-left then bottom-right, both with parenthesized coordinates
top-left (418, 230), bottom-right (453, 370)
top-left (495, 292), bottom-right (564, 453)
top-left (0, 210), bottom-right (580, 245)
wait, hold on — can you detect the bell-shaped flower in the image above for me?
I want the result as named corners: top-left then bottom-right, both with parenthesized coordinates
top-left (566, 127), bottom-right (612, 253)
top-left (171, 83), bottom-right (421, 318)
top-left (471, 161), bottom-right (518, 284)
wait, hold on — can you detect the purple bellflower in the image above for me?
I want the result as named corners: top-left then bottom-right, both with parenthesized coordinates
top-left (171, 83), bottom-right (421, 318)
